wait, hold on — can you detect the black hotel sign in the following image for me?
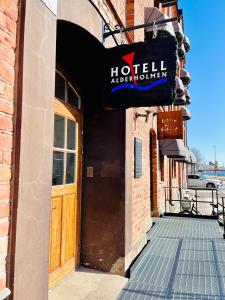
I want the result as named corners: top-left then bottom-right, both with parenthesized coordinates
top-left (103, 36), bottom-right (177, 109)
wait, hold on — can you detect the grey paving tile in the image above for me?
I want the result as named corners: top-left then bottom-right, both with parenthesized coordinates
top-left (118, 280), bottom-right (225, 300)
top-left (118, 217), bottom-right (225, 300)
top-left (130, 237), bottom-right (179, 276)
top-left (173, 273), bottom-right (220, 295)
top-left (149, 217), bottom-right (222, 240)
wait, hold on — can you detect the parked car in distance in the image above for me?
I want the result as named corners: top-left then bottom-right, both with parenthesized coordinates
top-left (188, 174), bottom-right (222, 189)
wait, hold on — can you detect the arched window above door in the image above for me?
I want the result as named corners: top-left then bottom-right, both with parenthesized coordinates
top-left (55, 70), bottom-right (81, 109)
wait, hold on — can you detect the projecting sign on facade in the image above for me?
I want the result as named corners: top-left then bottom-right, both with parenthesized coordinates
top-left (157, 111), bottom-right (183, 140)
top-left (103, 36), bottom-right (177, 109)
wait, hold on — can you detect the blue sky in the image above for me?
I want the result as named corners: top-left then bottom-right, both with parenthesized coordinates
top-left (179, 0), bottom-right (225, 166)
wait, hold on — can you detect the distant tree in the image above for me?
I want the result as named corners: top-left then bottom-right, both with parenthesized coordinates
top-left (190, 147), bottom-right (206, 173)
top-left (191, 147), bottom-right (205, 165)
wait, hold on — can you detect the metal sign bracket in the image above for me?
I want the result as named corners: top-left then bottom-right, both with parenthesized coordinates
top-left (103, 16), bottom-right (179, 40)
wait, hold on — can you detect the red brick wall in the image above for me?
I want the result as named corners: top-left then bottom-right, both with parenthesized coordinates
top-left (129, 107), bottom-right (184, 253)
top-left (126, 0), bottom-right (134, 40)
top-left (109, 0), bottom-right (126, 24)
top-left (109, 0), bottom-right (154, 41)
top-left (125, 111), bottom-right (159, 265)
top-left (150, 128), bottom-right (158, 215)
top-left (134, 0), bottom-right (154, 41)
top-left (130, 108), bottom-right (152, 253)
top-left (0, 0), bottom-right (18, 296)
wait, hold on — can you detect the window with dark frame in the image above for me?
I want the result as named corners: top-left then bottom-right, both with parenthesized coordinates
top-left (134, 138), bottom-right (142, 178)
top-left (55, 70), bottom-right (81, 109)
top-left (52, 70), bottom-right (80, 186)
top-left (52, 114), bottom-right (78, 186)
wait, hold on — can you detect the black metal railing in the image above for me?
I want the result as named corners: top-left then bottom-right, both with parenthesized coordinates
top-left (164, 186), bottom-right (225, 238)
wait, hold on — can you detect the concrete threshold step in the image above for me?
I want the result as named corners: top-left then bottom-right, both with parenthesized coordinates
top-left (48, 266), bottom-right (128, 300)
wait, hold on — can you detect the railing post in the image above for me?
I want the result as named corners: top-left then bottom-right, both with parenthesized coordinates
top-left (196, 189), bottom-right (198, 214)
top-left (179, 187), bottom-right (182, 213)
top-left (216, 189), bottom-right (219, 215)
top-left (211, 189), bottom-right (215, 215)
top-left (223, 197), bottom-right (225, 239)
top-left (165, 187), bottom-right (167, 213)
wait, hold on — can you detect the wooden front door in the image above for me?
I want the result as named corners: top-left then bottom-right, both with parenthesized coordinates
top-left (49, 96), bottom-right (82, 287)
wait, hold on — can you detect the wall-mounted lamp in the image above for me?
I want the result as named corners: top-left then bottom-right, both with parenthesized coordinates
top-left (135, 110), bottom-right (152, 122)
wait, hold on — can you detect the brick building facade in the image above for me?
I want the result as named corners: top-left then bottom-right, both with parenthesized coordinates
top-left (0, 0), bottom-right (191, 299)
top-left (0, 1), bottom-right (18, 298)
